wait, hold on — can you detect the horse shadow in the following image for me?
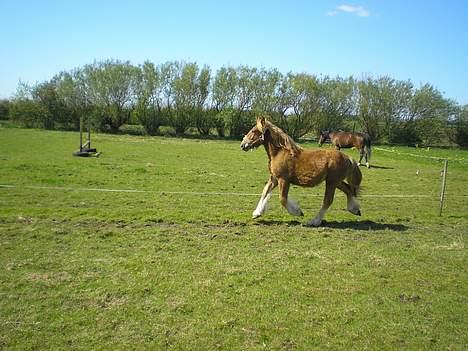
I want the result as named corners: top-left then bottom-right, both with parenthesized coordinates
top-left (255, 219), bottom-right (303, 227)
top-left (320, 220), bottom-right (408, 231)
top-left (255, 219), bottom-right (408, 232)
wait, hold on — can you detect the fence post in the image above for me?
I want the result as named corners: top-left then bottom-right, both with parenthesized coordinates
top-left (87, 116), bottom-right (91, 150)
top-left (439, 159), bottom-right (448, 216)
top-left (79, 117), bottom-right (83, 152)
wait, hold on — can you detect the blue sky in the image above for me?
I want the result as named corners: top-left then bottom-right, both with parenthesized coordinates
top-left (1, 0), bottom-right (467, 104)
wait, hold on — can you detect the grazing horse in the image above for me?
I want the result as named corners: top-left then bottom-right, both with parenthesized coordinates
top-left (241, 117), bottom-right (363, 226)
top-left (318, 131), bottom-right (371, 168)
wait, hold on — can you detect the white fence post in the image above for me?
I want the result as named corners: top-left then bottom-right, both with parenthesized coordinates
top-left (439, 159), bottom-right (448, 216)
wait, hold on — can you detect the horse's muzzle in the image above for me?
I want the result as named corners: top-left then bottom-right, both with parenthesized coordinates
top-left (240, 141), bottom-right (251, 151)
top-left (240, 137), bottom-right (253, 151)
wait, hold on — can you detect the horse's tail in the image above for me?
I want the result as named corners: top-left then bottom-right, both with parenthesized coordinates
top-left (363, 134), bottom-right (371, 161)
top-left (347, 158), bottom-right (362, 197)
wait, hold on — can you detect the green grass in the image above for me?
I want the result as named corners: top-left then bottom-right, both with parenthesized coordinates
top-left (0, 127), bottom-right (467, 350)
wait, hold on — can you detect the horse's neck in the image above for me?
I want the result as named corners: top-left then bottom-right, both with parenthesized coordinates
top-left (263, 130), bottom-right (300, 158)
top-left (263, 141), bottom-right (281, 159)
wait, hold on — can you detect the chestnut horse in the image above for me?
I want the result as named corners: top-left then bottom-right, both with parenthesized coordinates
top-left (318, 131), bottom-right (371, 168)
top-left (241, 117), bottom-right (363, 226)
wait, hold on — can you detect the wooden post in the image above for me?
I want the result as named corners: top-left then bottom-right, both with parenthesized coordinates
top-left (79, 117), bottom-right (83, 152)
top-left (439, 159), bottom-right (448, 216)
top-left (87, 116), bottom-right (91, 149)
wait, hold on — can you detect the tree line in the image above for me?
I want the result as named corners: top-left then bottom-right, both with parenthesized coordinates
top-left (0, 59), bottom-right (467, 147)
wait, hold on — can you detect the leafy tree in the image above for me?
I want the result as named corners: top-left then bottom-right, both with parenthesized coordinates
top-left (85, 60), bottom-right (140, 132)
top-left (134, 61), bottom-right (166, 135)
top-left (9, 80), bottom-right (67, 129)
top-left (55, 69), bottom-right (93, 130)
top-left (157, 61), bottom-right (179, 133)
top-left (251, 68), bottom-right (283, 114)
top-left (212, 66), bottom-right (238, 136)
top-left (410, 84), bottom-right (455, 145)
top-left (315, 76), bottom-right (356, 133)
top-left (170, 62), bottom-right (210, 134)
top-left (281, 73), bottom-right (321, 139)
top-left (29, 79), bottom-right (72, 129)
top-left (230, 66), bottom-right (257, 137)
top-left (357, 77), bottom-right (412, 142)
top-left (193, 65), bottom-right (211, 135)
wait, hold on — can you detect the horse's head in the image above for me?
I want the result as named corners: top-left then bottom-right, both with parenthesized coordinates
top-left (240, 126), bottom-right (264, 151)
top-left (318, 131), bottom-right (330, 146)
top-left (240, 116), bottom-right (269, 151)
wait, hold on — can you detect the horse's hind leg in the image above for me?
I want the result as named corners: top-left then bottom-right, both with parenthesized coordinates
top-left (358, 148), bottom-right (364, 166)
top-left (337, 182), bottom-right (361, 216)
top-left (307, 181), bottom-right (336, 227)
top-left (278, 179), bottom-right (304, 217)
top-left (252, 176), bottom-right (278, 218)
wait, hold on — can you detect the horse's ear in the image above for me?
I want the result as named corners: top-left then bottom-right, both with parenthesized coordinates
top-left (256, 116), bottom-right (267, 133)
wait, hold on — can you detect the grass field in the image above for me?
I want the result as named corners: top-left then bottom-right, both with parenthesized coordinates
top-left (1, 127), bottom-right (467, 350)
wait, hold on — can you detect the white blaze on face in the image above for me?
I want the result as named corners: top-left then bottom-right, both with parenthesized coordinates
top-left (241, 135), bottom-right (250, 149)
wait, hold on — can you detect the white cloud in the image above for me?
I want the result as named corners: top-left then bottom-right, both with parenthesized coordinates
top-left (328, 4), bottom-right (370, 17)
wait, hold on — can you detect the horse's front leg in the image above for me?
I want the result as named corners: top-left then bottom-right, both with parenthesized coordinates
top-left (252, 176), bottom-right (278, 218)
top-left (278, 179), bottom-right (304, 217)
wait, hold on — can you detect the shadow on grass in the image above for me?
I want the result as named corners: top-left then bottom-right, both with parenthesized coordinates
top-left (255, 219), bottom-right (303, 227)
top-left (366, 165), bottom-right (394, 170)
top-left (320, 220), bottom-right (408, 231)
top-left (255, 219), bottom-right (409, 231)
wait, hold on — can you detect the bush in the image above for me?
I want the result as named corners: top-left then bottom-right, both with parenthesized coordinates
top-left (9, 99), bottom-right (53, 129)
top-left (133, 107), bottom-right (164, 136)
top-left (450, 108), bottom-right (468, 147)
top-left (389, 121), bottom-right (421, 145)
top-left (0, 99), bottom-right (10, 120)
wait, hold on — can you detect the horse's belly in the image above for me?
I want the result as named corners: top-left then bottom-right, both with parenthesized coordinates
top-left (292, 172), bottom-right (327, 187)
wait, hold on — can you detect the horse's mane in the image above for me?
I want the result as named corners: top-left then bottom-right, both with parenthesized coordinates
top-left (265, 121), bottom-right (303, 156)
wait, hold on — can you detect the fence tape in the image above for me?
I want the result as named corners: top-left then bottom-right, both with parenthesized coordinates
top-left (1, 184), bottom-right (466, 198)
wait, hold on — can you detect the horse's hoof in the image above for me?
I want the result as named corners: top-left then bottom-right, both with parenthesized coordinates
top-left (356, 210), bottom-right (361, 216)
top-left (306, 219), bottom-right (322, 227)
top-left (252, 213), bottom-right (261, 219)
top-left (299, 210), bottom-right (304, 216)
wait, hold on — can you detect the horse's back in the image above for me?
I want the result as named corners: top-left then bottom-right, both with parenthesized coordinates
top-left (292, 149), bottom-right (351, 186)
top-left (331, 132), bottom-right (353, 149)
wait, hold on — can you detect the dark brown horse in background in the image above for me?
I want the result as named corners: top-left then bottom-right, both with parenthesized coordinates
top-left (241, 117), bottom-right (363, 226)
top-left (318, 131), bottom-right (372, 168)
